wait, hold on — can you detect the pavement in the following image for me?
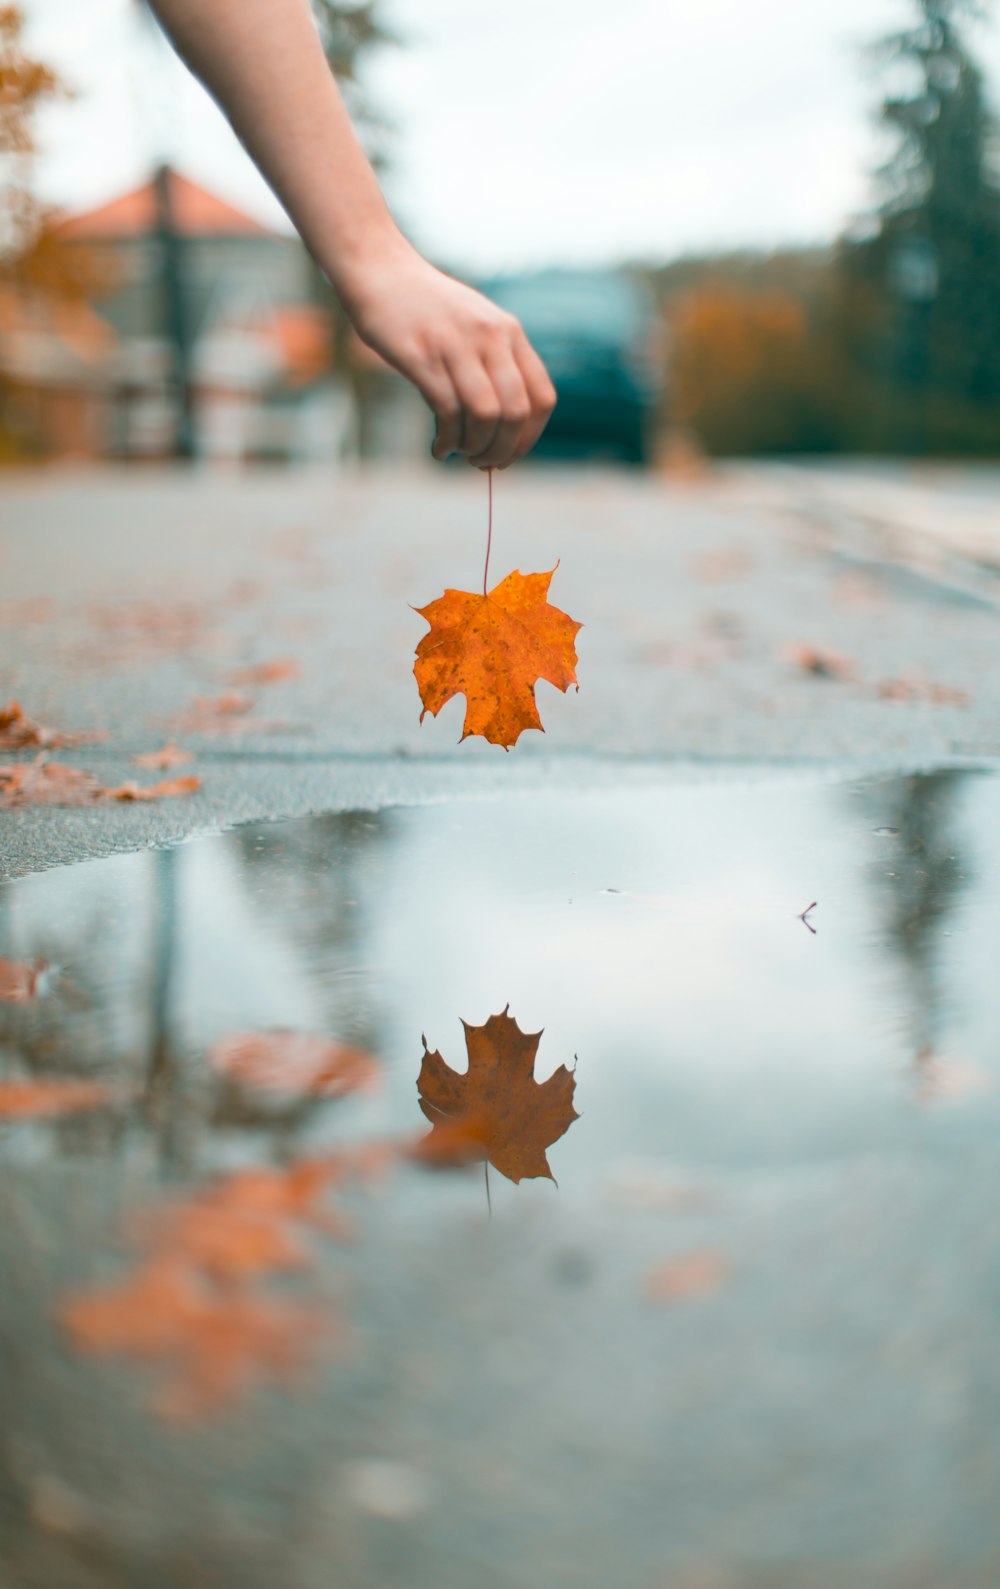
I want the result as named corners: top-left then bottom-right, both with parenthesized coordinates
top-left (6, 458), bottom-right (1000, 1589)
top-left (2, 458), bottom-right (1000, 879)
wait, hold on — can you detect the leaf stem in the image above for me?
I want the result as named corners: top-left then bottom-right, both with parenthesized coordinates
top-left (483, 467), bottom-right (494, 598)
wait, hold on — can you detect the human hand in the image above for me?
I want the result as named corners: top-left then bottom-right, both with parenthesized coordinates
top-left (337, 238), bottom-right (556, 469)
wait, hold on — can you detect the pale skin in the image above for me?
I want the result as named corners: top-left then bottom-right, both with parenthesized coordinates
top-left (147, 0), bottom-right (557, 468)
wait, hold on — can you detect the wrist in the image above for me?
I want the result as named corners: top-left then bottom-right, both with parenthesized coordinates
top-left (323, 220), bottom-right (415, 324)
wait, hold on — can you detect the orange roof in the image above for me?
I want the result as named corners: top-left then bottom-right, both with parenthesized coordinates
top-left (56, 170), bottom-right (274, 241)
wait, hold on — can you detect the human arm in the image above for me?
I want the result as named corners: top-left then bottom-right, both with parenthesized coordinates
top-left (145, 0), bottom-right (556, 467)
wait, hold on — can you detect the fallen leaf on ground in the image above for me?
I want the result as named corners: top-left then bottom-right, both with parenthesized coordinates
top-left (82, 600), bottom-right (216, 666)
top-left (0, 1079), bottom-right (107, 1119)
top-left (645, 1249), bottom-right (730, 1304)
top-left (131, 742), bottom-right (193, 770)
top-left (60, 1257), bottom-right (328, 1423)
top-left (0, 761), bottom-right (199, 809)
top-left (877, 675), bottom-right (969, 706)
top-left (165, 690), bottom-right (299, 738)
top-left (415, 1008), bottom-right (578, 1183)
top-left (227, 658), bottom-right (300, 686)
top-left (0, 957), bottom-right (47, 1003)
top-left (102, 775), bottom-right (200, 803)
top-left (0, 761), bottom-right (105, 808)
top-left (0, 701), bottom-right (102, 751)
top-left (780, 642), bottom-right (856, 680)
top-left (209, 1031), bottom-right (381, 1100)
top-left (192, 691), bottom-right (254, 717)
top-left (414, 568), bottom-right (581, 749)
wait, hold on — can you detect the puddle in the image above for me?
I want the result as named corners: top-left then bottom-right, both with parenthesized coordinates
top-left (3, 772), bottom-right (1000, 1588)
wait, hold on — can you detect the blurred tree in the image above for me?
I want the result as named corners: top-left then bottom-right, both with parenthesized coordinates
top-left (311, 0), bottom-right (395, 165)
top-left (0, 8), bottom-right (116, 457)
top-left (662, 265), bottom-right (858, 455)
top-left (859, 0), bottom-right (1000, 447)
top-left (0, 5), bottom-right (58, 269)
top-left (309, 1), bottom-right (398, 457)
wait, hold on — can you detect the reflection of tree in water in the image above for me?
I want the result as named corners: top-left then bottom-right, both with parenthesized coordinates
top-left (0, 811), bottom-right (396, 1170)
top-left (152, 810), bottom-right (396, 1165)
top-left (862, 771), bottom-right (970, 1056)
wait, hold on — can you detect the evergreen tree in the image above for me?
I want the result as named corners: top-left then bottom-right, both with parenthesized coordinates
top-left (870, 0), bottom-right (1000, 425)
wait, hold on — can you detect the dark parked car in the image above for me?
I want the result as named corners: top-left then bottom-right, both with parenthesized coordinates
top-left (480, 268), bottom-right (666, 463)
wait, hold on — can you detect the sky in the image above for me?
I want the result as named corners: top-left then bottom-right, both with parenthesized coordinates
top-left (21, 0), bottom-right (1000, 273)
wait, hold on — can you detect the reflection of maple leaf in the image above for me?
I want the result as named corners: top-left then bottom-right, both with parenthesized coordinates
top-left (414, 568), bottom-right (581, 749)
top-left (645, 1249), bottom-right (729, 1304)
top-left (209, 1031), bottom-right (380, 1100)
top-left (416, 1008), bottom-right (578, 1183)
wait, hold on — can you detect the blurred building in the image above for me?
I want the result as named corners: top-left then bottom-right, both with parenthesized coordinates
top-left (0, 167), bottom-right (350, 462)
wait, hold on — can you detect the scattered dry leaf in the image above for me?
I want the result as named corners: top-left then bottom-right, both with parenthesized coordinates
top-left (82, 600), bottom-right (216, 666)
top-left (780, 642), bottom-right (856, 680)
top-left (227, 658), bottom-right (300, 687)
top-left (131, 742), bottom-right (193, 770)
top-left (0, 956), bottom-right (47, 1004)
top-left (102, 775), bottom-right (200, 803)
top-left (414, 567), bottom-right (581, 749)
top-left (0, 1079), bottom-right (107, 1120)
top-left (0, 761), bottom-right (199, 809)
top-left (209, 1031), bottom-right (380, 1100)
top-left (0, 700), bottom-right (102, 751)
top-left (877, 675), bottom-right (969, 706)
top-left (645, 1249), bottom-right (730, 1304)
top-left (415, 1008), bottom-right (578, 1183)
top-left (0, 761), bottom-right (105, 808)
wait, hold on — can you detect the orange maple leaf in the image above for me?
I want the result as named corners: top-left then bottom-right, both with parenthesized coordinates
top-left (415, 1008), bottom-right (579, 1183)
top-left (413, 567), bottom-right (581, 749)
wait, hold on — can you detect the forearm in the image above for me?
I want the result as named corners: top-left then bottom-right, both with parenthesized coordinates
top-left (146, 0), bottom-right (402, 305)
top-left (147, 0), bottom-right (556, 467)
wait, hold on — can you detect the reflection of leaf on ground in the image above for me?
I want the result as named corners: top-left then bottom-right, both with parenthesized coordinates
top-left (914, 1047), bottom-right (992, 1105)
top-left (59, 1145), bottom-right (391, 1423)
top-left (60, 1257), bottom-right (329, 1425)
top-left (0, 956), bottom-right (47, 1004)
top-left (414, 1007), bottom-right (578, 1184)
top-left (645, 1249), bottom-right (730, 1304)
top-left (209, 1030), bottom-right (381, 1100)
top-left (0, 1078), bottom-right (107, 1119)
